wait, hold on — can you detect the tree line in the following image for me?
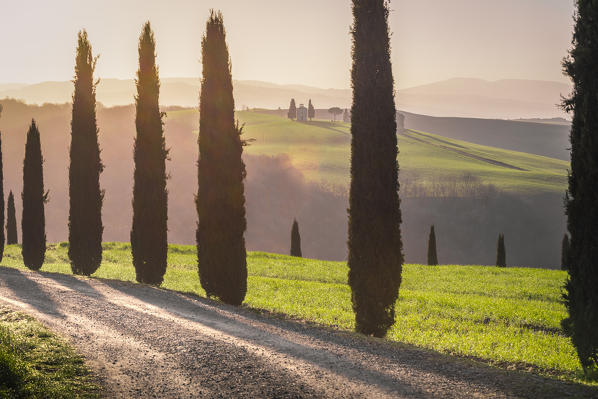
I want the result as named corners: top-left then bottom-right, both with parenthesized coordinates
top-left (0, 0), bottom-right (596, 374)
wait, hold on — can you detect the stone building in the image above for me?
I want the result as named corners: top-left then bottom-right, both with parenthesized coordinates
top-left (297, 104), bottom-right (308, 122)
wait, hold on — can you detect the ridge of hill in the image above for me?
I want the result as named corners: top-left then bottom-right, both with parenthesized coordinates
top-left (0, 77), bottom-right (571, 119)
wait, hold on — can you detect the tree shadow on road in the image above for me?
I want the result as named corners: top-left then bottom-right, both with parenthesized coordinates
top-left (101, 279), bottom-right (598, 399)
top-left (0, 267), bottom-right (66, 319)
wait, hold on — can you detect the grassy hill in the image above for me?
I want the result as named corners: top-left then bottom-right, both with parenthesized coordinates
top-left (0, 243), bottom-right (587, 384)
top-left (402, 111), bottom-right (571, 161)
top-left (170, 110), bottom-right (568, 195)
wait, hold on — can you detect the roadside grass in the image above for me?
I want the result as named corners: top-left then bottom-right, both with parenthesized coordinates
top-left (0, 306), bottom-right (100, 398)
top-left (0, 243), bottom-right (586, 385)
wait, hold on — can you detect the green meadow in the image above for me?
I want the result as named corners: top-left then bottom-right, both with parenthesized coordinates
top-left (168, 110), bottom-right (568, 194)
top-left (0, 243), bottom-right (585, 384)
top-left (0, 306), bottom-right (100, 398)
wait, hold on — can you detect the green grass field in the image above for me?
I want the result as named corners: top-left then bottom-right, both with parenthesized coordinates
top-left (0, 243), bottom-right (586, 385)
top-left (0, 306), bottom-right (100, 398)
top-left (167, 109), bottom-right (568, 194)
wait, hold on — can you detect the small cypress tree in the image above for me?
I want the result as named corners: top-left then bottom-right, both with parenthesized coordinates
top-left (348, 0), bottom-right (403, 337)
top-left (427, 225), bottom-right (438, 266)
top-left (562, 0), bottom-right (598, 373)
top-left (6, 191), bottom-right (17, 245)
top-left (131, 22), bottom-right (169, 285)
top-left (68, 30), bottom-right (104, 276)
top-left (197, 11), bottom-right (247, 306)
top-left (288, 99), bottom-right (297, 120)
top-left (496, 233), bottom-right (506, 268)
top-left (21, 120), bottom-right (47, 271)
top-left (290, 219), bottom-right (302, 257)
top-left (308, 99), bottom-right (315, 121)
top-left (562, 234), bottom-right (570, 271)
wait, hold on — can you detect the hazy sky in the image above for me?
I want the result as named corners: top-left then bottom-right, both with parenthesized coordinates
top-left (0, 0), bottom-right (575, 89)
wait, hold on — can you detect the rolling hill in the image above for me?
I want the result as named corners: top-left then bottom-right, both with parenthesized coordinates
top-left (402, 111), bottom-right (571, 161)
top-left (219, 111), bottom-right (568, 195)
top-left (0, 100), bottom-right (568, 266)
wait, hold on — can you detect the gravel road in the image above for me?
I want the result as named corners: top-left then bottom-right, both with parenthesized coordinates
top-left (0, 266), bottom-right (595, 398)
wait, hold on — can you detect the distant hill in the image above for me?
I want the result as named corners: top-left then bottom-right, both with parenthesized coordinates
top-left (399, 78), bottom-right (571, 120)
top-left (0, 78), bottom-right (351, 110)
top-left (1, 77), bottom-right (571, 120)
top-left (402, 111), bottom-right (571, 161)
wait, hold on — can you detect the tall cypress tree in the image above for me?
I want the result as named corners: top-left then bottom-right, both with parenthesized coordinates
top-left (562, 0), bottom-right (598, 374)
top-left (290, 219), bottom-right (302, 257)
top-left (21, 120), bottom-right (47, 271)
top-left (348, 0), bottom-right (403, 337)
top-left (308, 99), bottom-right (315, 121)
top-left (288, 99), bottom-right (297, 120)
top-left (562, 234), bottom-right (570, 271)
top-left (427, 225), bottom-right (438, 266)
top-left (6, 191), bottom-right (17, 245)
top-left (197, 11), bottom-right (247, 306)
top-left (131, 22), bottom-right (169, 285)
top-left (69, 30), bottom-right (104, 276)
top-left (496, 233), bottom-right (506, 268)
top-left (0, 132), bottom-right (4, 263)
top-left (0, 106), bottom-right (4, 261)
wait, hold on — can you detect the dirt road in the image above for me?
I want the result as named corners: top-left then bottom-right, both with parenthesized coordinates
top-left (0, 267), bottom-right (594, 398)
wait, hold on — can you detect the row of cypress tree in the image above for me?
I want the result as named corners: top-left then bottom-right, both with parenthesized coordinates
top-left (2, 2), bottom-right (403, 337)
top-left (4, 14), bottom-right (247, 309)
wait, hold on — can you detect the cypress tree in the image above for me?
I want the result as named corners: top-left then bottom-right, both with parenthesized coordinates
top-left (348, 0), bottom-right (403, 337)
top-left (562, 234), bottom-right (570, 271)
top-left (290, 219), bottom-right (302, 257)
top-left (308, 99), bottom-right (315, 121)
top-left (0, 106), bottom-right (3, 261)
top-left (0, 132), bottom-right (4, 262)
top-left (21, 120), bottom-right (47, 271)
top-left (427, 225), bottom-right (438, 266)
top-left (6, 191), bottom-right (17, 245)
top-left (68, 30), bottom-right (104, 276)
top-left (288, 99), bottom-right (297, 120)
top-left (562, 0), bottom-right (598, 374)
top-left (131, 22), bottom-right (169, 285)
top-left (197, 11), bottom-right (247, 306)
top-left (496, 233), bottom-right (506, 268)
